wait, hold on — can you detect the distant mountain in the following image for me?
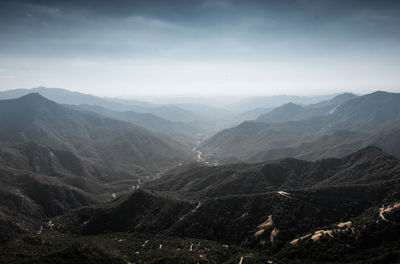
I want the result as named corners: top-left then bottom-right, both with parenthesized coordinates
top-left (329, 91), bottom-right (400, 132)
top-left (250, 128), bottom-right (400, 162)
top-left (227, 94), bottom-right (335, 112)
top-left (174, 103), bottom-right (233, 119)
top-left (201, 119), bottom-right (323, 161)
top-left (0, 94), bottom-right (191, 174)
top-left (238, 107), bottom-right (272, 121)
top-left (256, 93), bottom-right (358, 123)
top-left (0, 87), bottom-right (201, 123)
top-left (202, 91), bottom-right (400, 161)
top-left (306, 92), bottom-right (358, 109)
top-left (256, 102), bottom-right (309, 123)
top-left (75, 102), bottom-right (239, 136)
top-left (0, 86), bottom-right (154, 109)
top-left (173, 103), bottom-right (241, 134)
top-left (132, 104), bottom-right (201, 123)
top-left (134, 95), bottom-right (240, 108)
top-left (71, 104), bottom-right (199, 147)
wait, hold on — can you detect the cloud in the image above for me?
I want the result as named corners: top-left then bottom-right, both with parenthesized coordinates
top-left (0, 0), bottom-right (399, 95)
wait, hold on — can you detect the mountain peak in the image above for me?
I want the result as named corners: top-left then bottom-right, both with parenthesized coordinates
top-left (19, 92), bottom-right (46, 99)
top-left (256, 102), bottom-right (306, 123)
top-left (370, 90), bottom-right (390, 96)
top-left (14, 92), bottom-right (57, 107)
top-left (284, 102), bottom-right (302, 108)
top-left (356, 145), bottom-right (384, 154)
top-left (331, 92), bottom-right (358, 101)
top-left (344, 146), bottom-right (387, 163)
top-left (363, 90), bottom-right (395, 100)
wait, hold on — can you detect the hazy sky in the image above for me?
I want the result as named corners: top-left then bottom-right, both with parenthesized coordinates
top-left (0, 0), bottom-right (400, 97)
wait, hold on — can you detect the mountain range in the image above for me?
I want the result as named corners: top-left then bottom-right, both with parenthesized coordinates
top-left (256, 93), bottom-right (358, 123)
top-left (201, 91), bottom-right (400, 162)
top-left (1, 88), bottom-right (400, 264)
top-left (0, 93), bottom-right (190, 170)
top-left (46, 147), bottom-right (400, 263)
top-left (0, 87), bottom-right (204, 123)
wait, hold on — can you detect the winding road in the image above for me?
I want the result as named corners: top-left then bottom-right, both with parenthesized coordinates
top-left (193, 146), bottom-right (204, 162)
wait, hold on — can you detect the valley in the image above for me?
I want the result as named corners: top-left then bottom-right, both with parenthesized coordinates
top-left (2, 0), bottom-right (400, 262)
top-left (0, 88), bottom-right (399, 264)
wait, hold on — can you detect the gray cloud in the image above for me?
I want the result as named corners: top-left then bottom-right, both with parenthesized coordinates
top-left (0, 0), bottom-right (399, 96)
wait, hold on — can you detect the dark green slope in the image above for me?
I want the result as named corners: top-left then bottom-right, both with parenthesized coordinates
top-left (0, 232), bottom-right (267, 264)
top-left (274, 201), bottom-right (400, 264)
top-left (0, 164), bottom-right (96, 242)
top-left (53, 147), bottom-right (400, 245)
top-left (2, 147), bottom-right (400, 263)
top-left (56, 181), bottom-right (399, 249)
top-left (146, 147), bottom-right (400, 198)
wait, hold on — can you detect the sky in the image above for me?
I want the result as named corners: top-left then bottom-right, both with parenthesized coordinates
top-left (0, 0), bottom-right (400, 97)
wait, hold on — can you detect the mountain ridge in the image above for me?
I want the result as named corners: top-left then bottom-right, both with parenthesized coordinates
top-left (0, 93), bottom-right (192, 173)
top-left (201, 91), bottom-right (400, 162)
